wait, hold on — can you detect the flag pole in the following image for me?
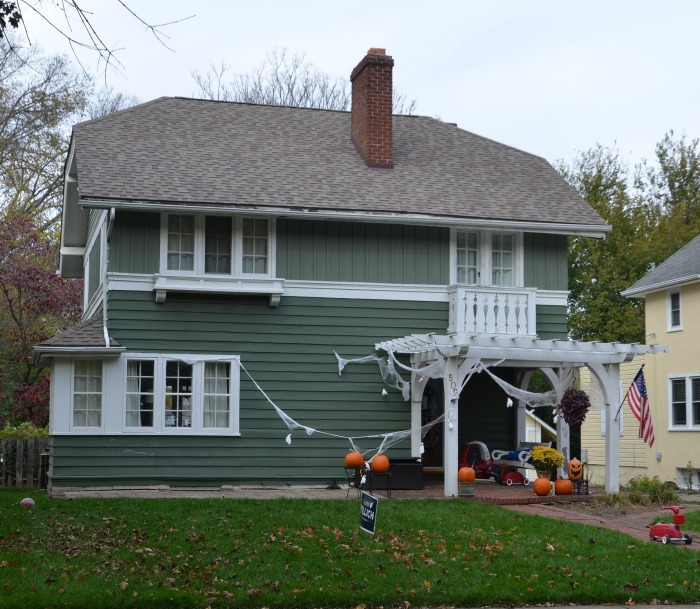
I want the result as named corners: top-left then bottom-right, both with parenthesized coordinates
top-left (614, 364), bottom-right (645, 422)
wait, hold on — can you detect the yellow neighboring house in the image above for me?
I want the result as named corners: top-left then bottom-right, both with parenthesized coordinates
top-left (619, 233), bottom-right (700, 490)
top-left (580, 361), bottom-right (650, 486)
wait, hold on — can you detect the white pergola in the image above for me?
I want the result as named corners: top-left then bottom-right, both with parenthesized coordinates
top-left (375, 333), bottom-right (667, 497)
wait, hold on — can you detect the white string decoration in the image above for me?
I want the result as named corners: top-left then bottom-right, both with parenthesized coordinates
top-left (239, 361), bottom-right (449, 459)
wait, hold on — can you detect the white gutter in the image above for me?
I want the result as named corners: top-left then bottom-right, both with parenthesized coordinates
top-left (78, 199), bottom-right (611, 238)
top-left (102, 208), bottom-right (116, 347)
top-left (622, 275), bottom-right (700, 298)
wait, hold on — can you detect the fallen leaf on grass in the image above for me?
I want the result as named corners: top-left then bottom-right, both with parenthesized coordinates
top-left (624, 583), bottom-right (639, 592)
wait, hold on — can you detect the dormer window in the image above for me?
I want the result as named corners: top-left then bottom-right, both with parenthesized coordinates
top-left (453, 230), bottom-right (521, 287)
top-left (162, 214), bottom-right (271, 277)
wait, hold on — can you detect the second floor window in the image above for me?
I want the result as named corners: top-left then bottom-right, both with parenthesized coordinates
top-left (454, 230), bottom-right (519, 287)
top-left (163, 214), bottom-right (270, 276)
top-left (669, 291), bottom-right (682, 330)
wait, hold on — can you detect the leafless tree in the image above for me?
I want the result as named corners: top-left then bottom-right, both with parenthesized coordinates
top-left (1, 1), bottom-right (193, 75)
top-left (192, 49), bottom-right (417, 115)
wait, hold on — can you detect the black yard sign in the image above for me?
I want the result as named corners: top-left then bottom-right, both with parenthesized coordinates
top-left (360, 491), bottom-right (378, 535)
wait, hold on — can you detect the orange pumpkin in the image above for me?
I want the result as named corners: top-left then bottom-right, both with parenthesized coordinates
top-left (459, 466), bottom-right (476, 483)
top-left (533, 477), bottom-right (551, 496)
top-left (568, 458), bottom-right (583, 481)
top-left (554, 479), bottom-right (573, 495)
top-left (344, 450), bottom-right (364, 469)
top-left (372, 454), bottom-right (390, 473)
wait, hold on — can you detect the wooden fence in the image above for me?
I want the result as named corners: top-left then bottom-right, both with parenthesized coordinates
top-left (0, 439), bottom-right (49, 487)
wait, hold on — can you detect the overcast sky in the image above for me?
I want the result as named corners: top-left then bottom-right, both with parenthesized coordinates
top-left (19, 0), bottom-right (700, 167)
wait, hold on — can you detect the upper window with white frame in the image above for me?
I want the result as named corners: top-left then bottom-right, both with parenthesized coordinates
top-left (670, 375), bottom-right (700, 430)
top-left (668, 291), bottom-right (682, 331)
top-left (124, 354), bottom-right (240, 435)
top-left (163, 214), bottom-right (271, 277)
top-left (454, 230), bottom-right (521, 287)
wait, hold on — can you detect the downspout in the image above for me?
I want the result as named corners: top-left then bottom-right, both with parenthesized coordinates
top-left (102, 208), bottom-right (116, 347)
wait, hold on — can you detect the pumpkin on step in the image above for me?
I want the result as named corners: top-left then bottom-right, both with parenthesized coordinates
top-left (459, 466), bottom-right (476, 483)
top-left (554, 479), bottom-right (573, 495)
top-left (533, 477), bottom-right (552, 497)
top-left (568, 458), bottom-right (583, 481)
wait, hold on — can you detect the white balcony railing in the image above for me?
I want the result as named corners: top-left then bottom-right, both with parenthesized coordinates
top-left (448, 285), bottom-right (537, 336)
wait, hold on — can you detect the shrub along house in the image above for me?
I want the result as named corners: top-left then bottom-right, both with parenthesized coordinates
top-left (36, 48), bottom-right (664, 497)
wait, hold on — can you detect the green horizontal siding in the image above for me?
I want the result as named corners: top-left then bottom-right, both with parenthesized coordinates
top-left (535, 304), bottom-right (568, 339)
top-left (524, 233), bottom-right (567, 291)
top-left (50, 293), bottom-right (449, 487)
top-left (108, 210), bottom-right (160, 274)
top-left (277, 219), bottom-right (450, 284)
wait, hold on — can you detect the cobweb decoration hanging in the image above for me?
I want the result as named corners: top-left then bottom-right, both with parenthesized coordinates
top-left (475, 363), bottom-right (576, 408)
top-left (334, 352), bottom-right (411, 400)
top-left (240, 360), bottom-right (451, 458)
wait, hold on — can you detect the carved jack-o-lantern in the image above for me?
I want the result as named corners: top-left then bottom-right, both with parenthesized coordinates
top-left (568, 457), bottom-right (583, 481)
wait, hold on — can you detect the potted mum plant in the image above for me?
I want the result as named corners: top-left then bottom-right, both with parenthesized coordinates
top-left (529, 446), bottom-right (564, 480)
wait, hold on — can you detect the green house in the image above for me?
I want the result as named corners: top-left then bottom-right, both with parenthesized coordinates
top-left (36, 49), bottom-right (662, 496)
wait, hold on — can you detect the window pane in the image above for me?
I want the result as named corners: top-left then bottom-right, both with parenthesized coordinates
top-left (456, 231), bottom-right (479, 285)
top-left (242, 219), bottom-right (268, 275)
top-left (204, 362), bottom-right (230, 428)
top-left (491, 233), bottom-right (514, 286)
top-left (73, 360), bottom-right (102, 428)
top-left (205, 216), bottom-right (232, 274)
top-left (670, 292), bottom-right (681, 327)
top-left (165, 360), bottom-right (193, 428)
top-left (671, 379), bottom-right (687, 426)
top-left (126, 360), bottom-right (155, 428)
top-left (167, 215), bottom-right (195, 271)
top-left (693, 378), bottom-right (700, 425)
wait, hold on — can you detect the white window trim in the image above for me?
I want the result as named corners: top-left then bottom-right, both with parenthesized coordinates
top-left (450, 229), bottom-right (523, 287)
top-left (667, 290), bottom-right (682, 332)
top-left (668, 373), bottom-right (700, 431)
top-left (71, 359), bottom-right (104, 433)
top-left (122, 353), bottom-right (241, 435)
top-left (159, 214), bottom-right (276, 279)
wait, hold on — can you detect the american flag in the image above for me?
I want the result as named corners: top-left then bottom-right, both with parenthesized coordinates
top-left (628, 368), bottom-right (655, 447)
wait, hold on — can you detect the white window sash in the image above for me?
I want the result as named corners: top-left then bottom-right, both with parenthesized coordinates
top-left (451, 229), bottom-right (522, 286)
top-left (668, 374), bottom-right (700, 430)
top-left (123, 354), bottom-right (240, 435)
top-left (667, 290), bottom-right (682, 331)
top-left (160, 214), bottom-right (274, 278)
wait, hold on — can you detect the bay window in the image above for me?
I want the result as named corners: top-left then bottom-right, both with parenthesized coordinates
top-left (124, 354), bottom-right (240, 434)
top-left (670, 375), bottom-right (700, 429)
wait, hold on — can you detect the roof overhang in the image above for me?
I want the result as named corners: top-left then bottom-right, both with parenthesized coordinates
top-left (375, 333), bottom-right (667, 367)
top-left (33, 346), bottom-right (126, 366)
top-left (622, 275), bottom-right (700, 298)
top-left (78, 198), bottom-right (611, 238)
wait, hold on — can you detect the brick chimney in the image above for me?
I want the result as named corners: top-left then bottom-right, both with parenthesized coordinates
top-left (350, 48), bottom-right (394, 169)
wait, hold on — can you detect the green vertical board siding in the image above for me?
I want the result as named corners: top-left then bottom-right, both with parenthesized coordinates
top-left (86, 237), bottom-right (101, 303)
top-left (50, 293), bottom-right (449, 487)
top-left (535, 305), bottom-right (568, 339)
top-left (277, 219), bottom-right (449, 284)
top-left (87, 209), bottom-right (103, 244)
top-left (524, 233), bottom-right (567, 290)
top-left (108, 211), bottom-right (160, 274)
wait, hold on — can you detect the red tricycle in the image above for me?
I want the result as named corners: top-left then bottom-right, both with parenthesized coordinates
top-left (649, 506), bottom-right (693, 545)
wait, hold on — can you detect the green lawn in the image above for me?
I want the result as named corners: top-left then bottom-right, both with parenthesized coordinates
top-left (1, 488), bottom-right (699, 609)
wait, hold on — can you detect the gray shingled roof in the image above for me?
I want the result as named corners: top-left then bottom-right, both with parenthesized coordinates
top-left (36, 316), bottom-right (122, 349)
top-left (70, 97), bottom-right (606, 229)
top-left (623, 234), bottom-right (700, 297)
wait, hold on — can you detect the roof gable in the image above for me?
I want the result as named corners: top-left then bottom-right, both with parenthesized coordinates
top-left (623, 233), bottom-right (700, 297)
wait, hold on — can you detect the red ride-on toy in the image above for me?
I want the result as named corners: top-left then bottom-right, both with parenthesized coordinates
top-left (649, 506), bottom-right (693, 545)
